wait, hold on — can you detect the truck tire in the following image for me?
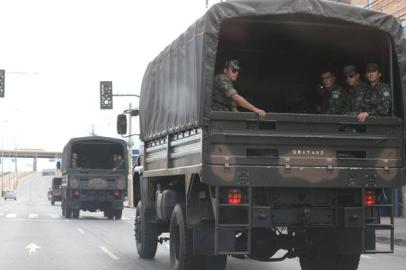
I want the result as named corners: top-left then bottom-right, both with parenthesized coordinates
top-left (61, 200), bottom-right (66, 216)
top-left (169, 203), bottom-right (203, 270)
top-left (65, 206), bottom-right (72, 219)
top-left (114, 209), bottom-right (122, 220)
top-left (72, 209), bottom-right (80, 219)
top-left (107, 210), bottom-right (114, 220)
top-left (135, 201), bottom-right (158, 259)
top-left (51, 198), bottom-right (55, 205)
top-left (299, 252), bottom-right (360, 270)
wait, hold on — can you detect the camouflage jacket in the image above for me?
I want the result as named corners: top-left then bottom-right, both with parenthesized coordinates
top-left (345, 81), bottom-right (368, 115)
top-left (212, 74), bottom-right (238, 111)
top-left (362, 82), bottom-right (392, 116)
top-left (317, 84), bottom-right (346, 115)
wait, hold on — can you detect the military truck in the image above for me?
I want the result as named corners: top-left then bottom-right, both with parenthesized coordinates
top-left (50, 177), bottom-right (62, 205)
top-left (61, 136), bottom-right (128, 219)
top-left (118, 1), bottom-right (406, 270)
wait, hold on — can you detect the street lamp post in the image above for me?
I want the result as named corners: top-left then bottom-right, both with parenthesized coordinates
top-left (0, 120), bottom-right (7, 196)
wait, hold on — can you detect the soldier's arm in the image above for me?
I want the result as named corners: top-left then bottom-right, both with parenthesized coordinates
top-left (231, 94), bottom-right (266, 118)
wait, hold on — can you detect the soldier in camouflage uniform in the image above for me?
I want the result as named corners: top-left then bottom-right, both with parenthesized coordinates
top-left (357, 63), bottom-right (392, 122)
top-left (343, 65), bottom-right (368, 115)
top-left (316, 69), bottom-right (346, 114)
top-left (212, 59), bottom-right (266, 118)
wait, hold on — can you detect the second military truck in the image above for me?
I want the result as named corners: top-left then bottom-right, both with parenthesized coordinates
top-left (61, 136), bottom-right (128, 219)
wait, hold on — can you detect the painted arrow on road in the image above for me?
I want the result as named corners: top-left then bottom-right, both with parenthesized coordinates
top-left (26, 243), bottom-right (40, 255)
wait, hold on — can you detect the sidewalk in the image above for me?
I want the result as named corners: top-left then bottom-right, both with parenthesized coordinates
top-left (376, 217), bottom-right (406, 247)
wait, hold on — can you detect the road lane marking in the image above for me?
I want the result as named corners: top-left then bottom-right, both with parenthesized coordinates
top-left (6, 213), bottom-right (17, 218)
top-left (49, 214), bottom-right (58, 218)
top-left (76, 228), bottom-right (85, 234)
top-left (100, 246), bottom-right (119, 260)
top-left (26, 243), bottom-right (40, 255)
top-left (122, 217), bottom-right (130, 220)
top-left (29, 213), bottom-right (39, 219)
top-left (361, 255), bottom-right (373, 259)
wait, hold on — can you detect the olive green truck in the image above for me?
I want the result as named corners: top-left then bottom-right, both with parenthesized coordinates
top-left (61, 136), bottom-right (128, 219)
top-left (120, 1), bottom-right (406, 270)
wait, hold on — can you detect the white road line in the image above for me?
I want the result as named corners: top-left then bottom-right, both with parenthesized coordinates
top-left (361, 255), bottom-right (373, 259)
top-left (6, 213), bottom-right (17, 218)
top-left (121, 217), bottom-right (130, 220)
top-left (48, 214), bottom-right (58, 219)
top-left (100, 246), bottom-right (119, 260)
top-left (76, 228), bottom-right (85, 234)
top-left (29, 213), bottom-right (39, 219)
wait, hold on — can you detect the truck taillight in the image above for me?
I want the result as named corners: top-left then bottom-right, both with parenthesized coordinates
top-left (114, 191), bottom-right (120, 199)
top-left (73, 190), bottom-right (80, 197)
top-left (227, 188), bottom-right (242, 205)
top-left (364, 190), bottom-right (376, 206)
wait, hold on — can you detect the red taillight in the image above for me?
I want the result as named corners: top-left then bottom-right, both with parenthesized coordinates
top-left (114, 191), bottom-right (120, 199)
top-left (73, 190), bottom-right (80, 197)
top-left (364, 190), bottom-right (376, 206)
top-left (227, 188), bottom-right (242, 205)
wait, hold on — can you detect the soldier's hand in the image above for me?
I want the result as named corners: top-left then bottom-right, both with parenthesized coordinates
top-left (357, 112), bottom-right (369, 123)
top-left (254, 108), bottom-right (266, 119)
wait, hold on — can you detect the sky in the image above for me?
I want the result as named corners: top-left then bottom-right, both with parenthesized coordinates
top-left (0, 0), bottom-right (221, 158)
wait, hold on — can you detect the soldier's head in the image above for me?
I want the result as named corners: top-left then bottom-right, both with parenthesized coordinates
top-left (223, 59), bottom-right (240, 81)
top-left (365, 63), bottom-right (381, 84)
top-left (343, 65), bottom-right (360, 87)
top-left (320, 69), bottom-right (336, 90)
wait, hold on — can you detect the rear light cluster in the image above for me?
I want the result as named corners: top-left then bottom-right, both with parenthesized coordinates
top-left (227, 188), bottom-right (242, 205)
top-left (114, 191), bottom-right (120, 199)
top-left (73, 190), bottom-right (80, 197)
top-left (364, 190), bottom-right (376, 206)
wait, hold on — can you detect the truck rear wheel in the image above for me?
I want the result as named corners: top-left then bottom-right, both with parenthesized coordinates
top-left (65, 206), bottom-right (72, 219)
top-left (299, 252), bottom-right (360, 270)
top-left (169, 203), bottom-right (203, 270)
top-left (135, 201), bottom-right (158, 258)
top-left (51, 198), bottom-right (55, 205)
top-left (114, 209), bottom-right (122, 220)
top-left (72, 209), bottom-right (80, 219)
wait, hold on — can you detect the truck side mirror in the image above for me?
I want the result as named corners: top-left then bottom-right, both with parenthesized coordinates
top-left (130, 109), bottom-right (140, 117)
top-left (56, 161), bottom-right (61, 170)
top-left (117, 114), bottom-right (127, 135)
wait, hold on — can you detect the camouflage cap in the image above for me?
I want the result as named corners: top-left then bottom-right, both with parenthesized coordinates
top-left (224, 59), bottom-right (240, 71)
top-left (343, 65), bottom-right (357, 75)
top-left (366, 63), bottom-right (380, 72)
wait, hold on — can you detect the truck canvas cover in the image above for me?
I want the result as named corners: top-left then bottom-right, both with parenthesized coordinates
top-left (139, 0), bottom-right (406, 141)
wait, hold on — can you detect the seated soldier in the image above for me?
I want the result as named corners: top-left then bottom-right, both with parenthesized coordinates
top-left (357, 63), bottom-right (392, 123)
top-left (212, 59), bottom-right (266, 118)
top-left (343, 65), bottom-right (368, 115)
top-left (316, 68), bottom-right (346, 115)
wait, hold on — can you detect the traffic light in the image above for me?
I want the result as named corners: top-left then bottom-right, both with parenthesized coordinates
top-left (0, 69), bottom-right (5, 98)
top-left (100, 81), bottom-right (113, 109)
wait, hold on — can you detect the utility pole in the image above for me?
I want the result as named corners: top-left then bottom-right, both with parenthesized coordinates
top-left (127, 103), bottom-right (134, 208)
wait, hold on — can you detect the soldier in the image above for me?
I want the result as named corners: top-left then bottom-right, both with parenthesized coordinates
top-left (212, 59), bottom-right (266, 118)
top-left (357, 63), bottom-right (392, 122)
top-left (343, 65), bottom-right (368, 115)
top-left (316, 69), bottom-right (346, 114)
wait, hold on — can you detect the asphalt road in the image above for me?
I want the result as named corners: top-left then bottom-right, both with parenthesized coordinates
top-left (0, 173), bottom-right (405, 270)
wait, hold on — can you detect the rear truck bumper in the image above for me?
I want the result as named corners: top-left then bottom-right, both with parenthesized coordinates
top-left (191, 187), bottom-right (395, 257)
